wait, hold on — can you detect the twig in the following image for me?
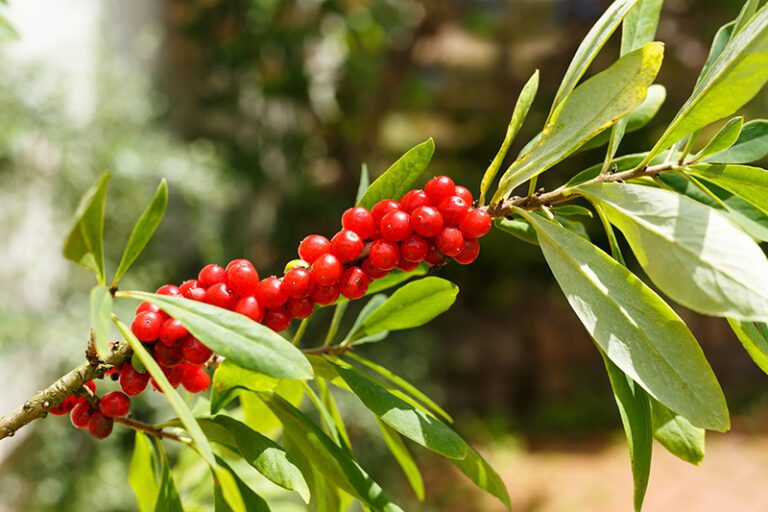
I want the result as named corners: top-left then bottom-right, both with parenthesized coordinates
top-left (301, 345), bottom-right (354, 356)
top-left (114, 416), bottom-right (190, 443)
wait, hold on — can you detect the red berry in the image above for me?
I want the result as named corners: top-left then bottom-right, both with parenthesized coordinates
top-left (454, 238), bottom-right (480, 264)
top-left (198, 264), bottom-right (226, 287)
top-left (281, 268), bottom-right (312, 298)
top-left (100, 391), bottom-right (130, 418)
top-left (119, 364), bottom-right (149, 397)
top-left (156, 284), bottom-right (180, 296)
top-left (179, 280), bottom-right (206, 301)
top-left (287, 297), bottom-right (315, 319)
top-left (438, 195), bottom-right (470, 226)
top-left (380, 210), bottom-right (413, 242)
top-left (87, 411), bottom-right (114, 439)
top-left (435, 227), bottom-right (465, 257)
top-left (330, 230), bottom-right (363, 262)
top-left (411, 206), bottom-right (444, 238)
top-left (341, 207), bottom-right (376, 239)
top-left (399, 189), bottom-right (432, 213)
top-left (396, 259), bottom-right (421, 272)
top-left (256, 277), bottom-right (288, 309)
top-left (159, 318), bottom-right (189, 346)
top-left (455, 185), bottom-right (473, 205)
top-left (459, 208), bottom-right (492, 238)
top-left (369, 239), bottom-right (400, 271)
top-left (182, 336), bottom-right (213, 365)
top-left (425, 176), bottom-right (456, 205)
top-left (84, 381), bottom-right (96, 393)
top-left (311, 253), bottom-right (343, 286)
top-left (298, 235), bottom-right (331, 264)
top-left (424, 240), bottom-right (445, 266)
top-left (226, 258), bottom-right (251, 272)
top-left (181, 365), bottom-right (211, 393)
top-left (226, 261), bottom-right (260, 296)
top-left (70, 403), bottom-right (93, 429)
top-left (340, 266), bottom-right (369, 300)
top-left (151, 366), bottom-right (184, 391)
top-left (235, 295), bottom-right (266, 322)
top-left (361, 257), bottom-right (389, 280)
top-left (131, 311), bottom-right (163, 342)
top-left (136, 301), bottom-right (162, 316)
top-left (50, 396), bottom-right (78, 415)
top-left (154, 341), bottom-right (183, 367)
top-left (264, 307), bottom-right (292, 332)
top-left (310, 284), bottom-right (340, 305)
top-left (204, 282), bottom-right (238, 310)
top-left (400, 234), bottom-right (429, 262)
top-left (371, 199), bottom-right (401, 225)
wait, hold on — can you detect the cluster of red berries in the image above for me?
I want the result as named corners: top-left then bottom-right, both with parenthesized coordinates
top-left (54, 175), bottom-right (492, 439)
top-left (49, 381), bottom-right (130, 439)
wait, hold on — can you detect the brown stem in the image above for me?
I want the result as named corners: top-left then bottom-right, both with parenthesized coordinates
top-left (114, 416), bottom-right (190, 443)
top-left (301, 345), bottom-right (354, 356)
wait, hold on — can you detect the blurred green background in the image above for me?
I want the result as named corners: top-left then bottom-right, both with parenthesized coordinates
top-left (2, 1), bottom-right (768, 511)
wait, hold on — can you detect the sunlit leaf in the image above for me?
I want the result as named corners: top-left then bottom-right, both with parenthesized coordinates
top-left (129, 432), bottom-right (159, 512)
top-left (154, 443), bottom-right (184, 512)
top-left (693, 117), bottom-right (743, 161)
top-left (650, 399), bottom-right (705, 465)
top-left (621, 0), bottom-right (663, 54)
top-left (213, 457), bottom-right (271, 512)
top-left (494, 217), bottom-right (538, 245)
top-left (686, 163), bottom-right (768, 216)
top-left (727, 318), bottom-right (768, 376)
top-left (63, 172), bottom-right (109, 283)
top-left (210, 360), bottom-right (279, 414)
top-left (706, 119), bottom-right (768, 163)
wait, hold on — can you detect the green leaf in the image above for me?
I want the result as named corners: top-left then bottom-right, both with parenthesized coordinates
top-left (343, 294), bottom-right (389, 345)
top-left (259, 392), bottom-right (404, 512)
top-left (357, 139), bottom-right (435, 210)
top-left (450, 445), bottom-right (511, 510)
top-left (551, 205), bottom-right (594, 218)
top-left (375, 418), bottom-right (425, 501)
top-left (329, 362), bottom-right (467, 459)
top-left (732, 0), bottom-right (761, 41)
top-left (697, 22), bottom-right (735, 86)
top-left (63, 172), bottom-right (109, 283)
top-left (694, 117), bottom-right (744, 161)
top-left (129, 432), bottom-right (159, 512)
top-left (89, 285), bottom-right (113, 357)
top-left (644, 4), bottom-right (768, 163)
top-left (331, 266), bottom-right (428, 306)
top-left (154, 444), bottom-right (184, 512)
top-left (494, 42), bottom-right (664, 200)
top-left (727, 318), bottom-right (768, 375)
top-left (214, 415), bottom-right (310, 503)
top-left (212, 464), bottom-right (246, 512)
top-left (515, 209), bottom-right (730, 431)
top-left (493, 217), bottom-right (538, 245)
top-left (119, 291), bottom-right (313, 379)
top-left (318, 377), bottom-right (353, 450)
top-left (241, 379), bottom-right (304, 433)
top-left (686, 163), bottom-right (768, 215)
top-left (480, 70), bottom-right (539, 205)
top-left (113, 179), bottom-right (168, 285)
top-left (706, 119), bottom-right (768, 163)
top-left (356, 163), bottom-right (371, 204)
top-left (214, 457), bottom-right (271, 512)
top-left (577, 182), bottom-right (768, 321)
top-left (650, 399), bottom-right (705, 465)
top-left (210, 360), bottom-right (280, 414)
top-left (621, 0), bottom-right (663, 55)
top-left (347, 277), bottom-right (458, 344)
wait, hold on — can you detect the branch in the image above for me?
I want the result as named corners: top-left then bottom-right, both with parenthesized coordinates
top-left (114, 416), bottom-right (190, 443)
top-left (301, 345), bottom-right (354, 356)
top-left (0, 341), bottom-right (133, 440)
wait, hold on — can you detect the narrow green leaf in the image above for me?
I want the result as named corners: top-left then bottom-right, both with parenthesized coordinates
top-left (113, 179), bottom-right (168, 285)
top-left (212, 464), bottom-right (246, 512)
top-left (357, 139), bottom-right (435, 210)
top-left (63, 172), bottom-right (109, 283)
top-left (686, 163), bottom-right (768, 216)
top-left (621, 0), bottom-right (663, 55)
top-left (129, 432), bottom-right (159, 512)
top-left (344, 294), bottom-right (389, 345)
top-left (694, 117), bottom-right (744, 161)
top-left (318, 377), bottom-right (353, 450)
top-left (375, 418), bottom-right (425, 501)
top-left (329, 362), bottom-right (467, 459)
top-left (241, 379), bottom-right (304, 433)
top-left (727, 318), bottom-right (768, 375)
top-left (450, 445), bottom-right (511, 510)
top-left (552, 205), bottom-right (593, 218)
top-left (516, 209), bottom-right (730, 431)
top-left (356, 163), bottom-right (371, 204)
top-left (706, 119), bottom-right (768, 163)
top-left (89, 285), bottom-right (113, 357)
top-left (697, 22), bottom-right (735, 86)
top-left (154, 444), bottom-right (184, 512)
top-left (214, 457), bottom-right (271, 512)
top-left (119, 291), bottom-right (313, 379)
top-left (210, 360), bottom-right (279, 414)
top-left (650, 399), bottom-right (705, 465)
top-left (577, 182), bottom-right (768, 321)
top-left (732, 0), bottom-right (761, 41)
top-left (493, 217), bottom-right (539, 245)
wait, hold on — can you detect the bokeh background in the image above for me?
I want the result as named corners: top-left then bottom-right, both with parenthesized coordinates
top-left (1, 0), bottom-right (767, 511)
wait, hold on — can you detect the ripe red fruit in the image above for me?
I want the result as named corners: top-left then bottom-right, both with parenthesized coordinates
top-left (298, 235), bottom-right (331, 264)
top-left (264, 307), bottom-right (292, 332)
top-left (182, 336), bottom-right (213, 365)
top-left (131, 311), bottom-right (163, 342)
top-left (50, 396), bottom-right (78, 415)
top-left (179, 280), bottom-right (206, 301)
top-left (256, 277), bottom-right (288, 309)
top-left (226, 259), bottom-right (251, 272)
top-left (154, 341), bottom-right (183, 367)
top-left (380, 210), bottom-right (413, 242)
top-left (400, 234), bottom-right (429, 262)
top-left (455, 185), bottom-right (473, 205)
top-left (156, 284), bottom-right (180, 296)
top-left (226, 261), bottom-right (260, 296)
top-left (136, 301), bottom-right (162, 316)
top-left (330, 230), bottom-right (363, 262)
top-left (438, 195), bottom-right (470, 226)
top-left (70, 403), bottom-right (93, 429)
top-left (411, 205), bottom-right (444, 237)
top-left (399, 189), bottom-right (432, 213)
top-left (371, 199), bottom-right (401, 225)
top-left (151, 366), bottom-right (184, 391)
top-left (396, 259), bottom-right (420, 272)
top-left (361, 257), bottom-right (389, 280)
top-left (340, 266), bottom-right (369, 299)
top-left (119, 364), bottom-right (149, 396)
top-left (341, 207), bottom-right (376, 239)
top-left (87, 411), bottom-right (114, 439)
top-left (454, 238), bottom-right (480, 264)
top-left (369, 239), bottom-right (400, 271)
top-left (310, 253), bottom-right (343, 286)
top-left (435, 227), bottom-right (465, 257)
top-left (99, 391), bottom-right (130, 418)
top-left (159, 318), bottom-right (189, 346)
top-left (235, 295), bottom-right (265, 322)
top-left (310, 284), bottom-right (340, 305)
top-left (181, 365), bottom-right (211, 393)
top-left (459, 208), bottom-right (492, 238)
top-left (204, 282), bottom-right (238, 310)
top-left (287, 297), bottom-right (315, 319)
top-left (424, 240), bottom-right (444, 266)
top-left (198, 264), bottom-right (226, 287)
top-left (282, 267), bottom-right (313, 298)
top-left (425, 176), bottom-right (456, 205)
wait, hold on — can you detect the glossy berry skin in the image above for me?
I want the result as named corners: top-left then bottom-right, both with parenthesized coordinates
top-left (459, 208), bottom-right (492, 238)
top-left (454, 238), bottom-right (480, 264)
top-left (182, 365), bottom-right (211, 393)
top-left (396, 259), bottom-right (420, 272)
top-left (435, 227), bottom-right (465, 257)
top-left (371, 199), bottom-right (401, 225)
top-left (156, 284), bottom-right (180, 296)
top-left (424, 241), bottom-right (444, 266)
top-left (380, 210), bottom-right (413, 242)
top-left (438, 196), bottom-right (470, 226)
top-left (287, 297), bottom-right (315, 319)
top-left (50, 396), bottom-right (78, 415)
top-left (340, 266), bottom-right (369, 300)
top-left (226, 259), bottom-right (251, 272)
top-left (310, 284), bottom-right (340, 305)
top-left (264, 307), bottom-right (292, 332)
top-left (235, 295), bottom-right (265, 322)
top-left (257, 277), bottom-right (288, 309)
top-left (182, 336), bottom-right (213, 365)
top-left (198, 264), bottom-right (226, 287)
top-left (400, 234), bottom-right (429, 262)
top-left (424, 176), bottom-right (456, 205)
top-left (119, 364), bottom-right (150, 396)
top-left (136, 301), bottom-right (162, 316)
top-left (311, 253), bottom-right (343, 286)
top-left (226, 261), bottom-right (260, 297)
top-left (411, 206), bottom-right (444, 238)
top-left (154, 341), bottom-right (183, 367)
top-left (179, 280), bottom-right (206, 301)
top-left (159, 318), bottom-right (189, 346)
top-left (331, 230), bottom-right (363, 262)
top-left (100, 391), bottom-right (130, 418)
top-left (87, 411), bottom-right (114, 439)
top-left (399, 189), bottom-right (431, 213)
top-left (70, 403), bottom-right (93, 429)
top-left (369, 239), bottom-right (400, 271)
top-left (282, 268), bottom-right (313, 299)
top-left (454, 185), bottom-right (473, 205)
top-left (131, 311), bottom-right (163, 342)
top-left (204, 282), bottom-right (238, 310)
top-left (361, 257), bottom-right (389, 279)
top-left (298, 235), bottom-right (331, 264)
top-left (151, 366), bottom-right (184, 391)
top-left (342, 207), bottom-right (376, 239)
